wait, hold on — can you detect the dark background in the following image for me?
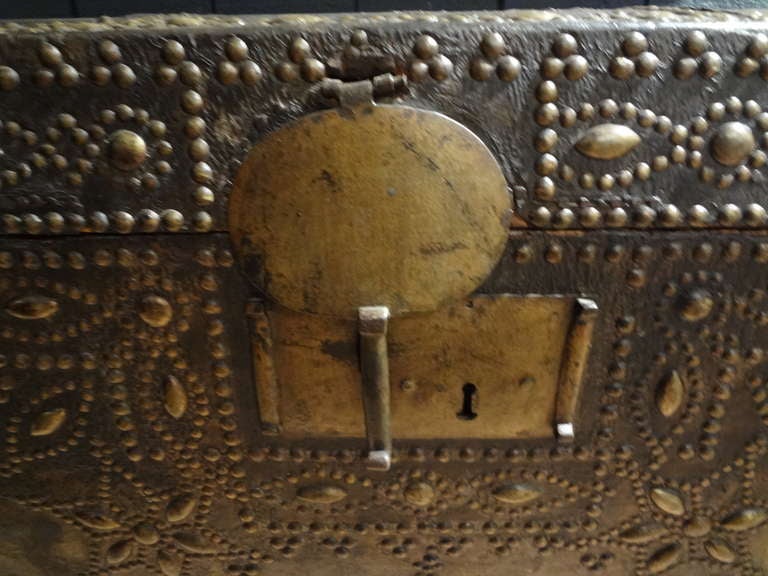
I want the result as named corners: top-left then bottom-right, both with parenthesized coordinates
top-left (0, 0), bottom-right (766, 21)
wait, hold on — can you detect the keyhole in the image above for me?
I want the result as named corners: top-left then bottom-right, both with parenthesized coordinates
top-left (457, 383), bottom-right (478, 420)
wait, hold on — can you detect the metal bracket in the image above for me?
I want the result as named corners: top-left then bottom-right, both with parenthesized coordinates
top-left (358, 306), bottom-right (392, 471)
top-left (554, 298), bottom-right (599, 440)
top-left (246, 299), bottom-right (281, 435)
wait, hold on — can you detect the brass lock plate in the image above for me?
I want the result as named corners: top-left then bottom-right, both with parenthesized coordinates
top-left (254, 294), bottom-right (595, 439)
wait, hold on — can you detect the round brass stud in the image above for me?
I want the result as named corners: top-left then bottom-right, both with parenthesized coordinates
top-left (0, 66), bottom-right (20, 91)
top-left (552, 33), bottom-right (578, 58)
top-left (635, 52), bottom-right (659, 77)
top-left (622, 32), bottom-right (648, 57)
top-left (108, 130), bottom-right (147, 171)
top-left (711, 122), bottom-right (755, 167)
top-left (240, 61), bottom-right (262, 85)
top-left (481, 32), bottom-right (505, 59)
top-left (685, 30), bottom-right (709, 56)
top-left (226, 36), bottom-right (248, 61)
top-left (98, 40), bottom-right (122, 64)
top-left (563, 54), bottom-right (588, 80)
top-left (414, 35), bottom-right (439, 59)
top-left (496, 55), bottom-right (520, 81)
top-left (679, 289), bottom-right (714, 322)
top-left (139, 294), bottom-right (173, 327)
top-left (470, 58), bottom-right (494, 81)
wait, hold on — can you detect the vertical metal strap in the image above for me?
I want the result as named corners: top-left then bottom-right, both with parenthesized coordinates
top-left (555, 298), bottom-right (599, 440)
top-left (246, 300), bottom-right (281, 435)
top-left (358, 306), bottom-right (392, 471)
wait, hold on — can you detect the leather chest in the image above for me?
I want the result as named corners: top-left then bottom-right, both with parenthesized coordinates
top-left (1, 7), bottom-right (768, 576)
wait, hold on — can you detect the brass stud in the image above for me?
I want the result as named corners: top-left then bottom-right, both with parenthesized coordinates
top-left (711, 122), bottom-right (755, 167)
top-left (300, 58), bottom-right (326, 83)
top-left (162, 209), bottom-right (184, 231)
top-left (193, 186), bottom-right (214, 206)
top-left (685, 30), bottom-right (709, 56)
top-left (185, 117), bottom-right (206, 138)
top-left (288, 37), bottom-right (311, 63)
top-left (107, 130), bottom-right (147, 171)
top-left (635, 52), bottom-right (659, 77)
top-left (736, 57), bottom-right (759, 77)
top-left (707, 102), bottom-right (726, 121)
top-left (622, 32), bottom-right (648, 57)
top-left (178, 61), bottom-right (202, 86)
top-left (534, 128), bottom-right (558, 152)
top-left (609, 57), bottom-right (634, 79)
top-left (136, 209), bottom-right (160, 232)
top-left (535, 153), bottom-right (558, 176)
top-left (428, 55), bottom-right (453, 81)
top-left (350, 30), bottom-right (368, 48)
top-left (535, 80), bottom-right (558, 103)
top-left (139, 294), bottom-right (173, 327)
top-left (112, 63), bottom-right (136, 88)
top-left (552, 208), bottom-right (574, 228)
top-left (687, 205), bottom-right (710, 227)
top-left (188, 138), bottom-right (210, 161)
top-left (605, 206), bottom-right (627, 227)
top-left (634, 205), bottom-right (656, 226)
top-left (563, 54), bottom-right (588, 80)
top-left (90, 65), bottom-right (111, 85)
top-left (534, 103), bottom-right (559, 126)
top-left (38, 41), bottom-right (63, 67)
top-left (539, 56), bottom-right (563, 79)
top-left (749, 33), bottom-right (768, 58)
top-left (744, 203), bottom-right (767, 226)
top-left (113, 211), bottom-right (135, 234)
top-left (57, 64), bottom-right (79, 87)
top-left (470, 58), bottom-right (494, 81)
top-left (98, 40), bottom-right (121, 64)
top-left (496, 55), bottom-right (520, 82)
top-left (274, 61), bottom-right (299, 83)
top-left (0, 66), bottom-right (20, 91)
top-left (407, 60), bottom-right (429, 82)
top-left (674, 57), bottom-right (698, 79)
top-left (579, 207), bottom-right (602, 227)
top-left (240, 61), bottom-right (262, 85)
top-left (699, 51), bottom-right (722, 78)
top-left (163, 40), bottom-right (186, 65)
top-left (480, 32), bottom-right (505, 59)
top-left (226, 36), bottom-right (249, 62)
top-left (530, 206), bottom-right (552, 226)
top-left (155, 65), bottom-right (177, 85)
top-left (193, 211), bottom-right (213, 232)
top-left (534, 177), bottom-right (555, 200)
top-left (181, 90), bottom-right (204, 114)
top-left (552, 33), bottom-right (578, 58)
top-left (413, 35), bottom-right (439, 60)
top-left (679, 289), bottom-right (714, 321)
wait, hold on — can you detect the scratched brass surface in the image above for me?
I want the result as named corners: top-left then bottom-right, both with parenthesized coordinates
top-left (269, 295), bottom-right (574, 439)
top-left (2, 7), bottom-right (768, 576)
top-left (230, 104), bottom-right (511, 318)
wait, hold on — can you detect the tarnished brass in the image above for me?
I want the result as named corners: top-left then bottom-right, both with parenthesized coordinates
top-left (6, 8), bottom-right (768, 576)
top-left (247, 300), bottom-right (281, 434)
top-left (555, 297), bottom-right (599, 438)
top-left (267, 295), bottom-right (592, 440)
top-left (358, 306), bottom-right (392, 470)
top-left (230, 103), bottom-right (511, 318)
